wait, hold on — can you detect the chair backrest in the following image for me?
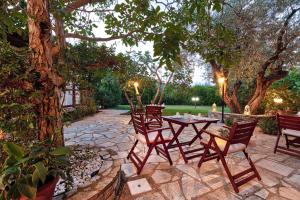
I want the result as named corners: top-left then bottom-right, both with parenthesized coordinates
top-left (277, 114), bottom-right (300, 131)
top-left (131, 113), bottom-right (152, 143)
top-left (224, 120), bottom-right (257, 153)
top-left (146, 106), bottom-right (163, 121)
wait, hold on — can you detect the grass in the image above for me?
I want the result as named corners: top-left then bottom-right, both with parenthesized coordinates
top-left (115, 105), bottom-right (230, 116)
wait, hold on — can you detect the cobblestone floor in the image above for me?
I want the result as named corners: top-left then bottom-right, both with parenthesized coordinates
top-left (64, 110), bottom-right (300, 200)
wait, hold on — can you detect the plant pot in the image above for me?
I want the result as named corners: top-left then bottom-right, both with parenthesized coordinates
top-left (20, 177), bottom-right (59, 200)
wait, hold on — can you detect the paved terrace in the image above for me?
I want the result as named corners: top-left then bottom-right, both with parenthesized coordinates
top-left (64, 110), bottom-right (300, 200)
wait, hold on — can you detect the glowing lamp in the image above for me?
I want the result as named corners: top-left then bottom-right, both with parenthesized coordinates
top-left (273, 97), bottom-right (283, 104)
top-left (218, 77), bottom-right (225, 84)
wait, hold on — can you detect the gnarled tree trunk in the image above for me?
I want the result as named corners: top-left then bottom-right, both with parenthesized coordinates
top-left (27, 0), bottom-right (64, 145)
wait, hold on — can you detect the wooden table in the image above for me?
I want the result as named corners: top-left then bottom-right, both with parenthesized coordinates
top-left (163, 116), bottom-right (219, 163)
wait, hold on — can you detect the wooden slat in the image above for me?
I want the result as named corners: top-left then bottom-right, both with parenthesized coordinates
top-left (233, 168), bottom-right (253, 180)
top-left (235, 174), bottom-right (257, 187)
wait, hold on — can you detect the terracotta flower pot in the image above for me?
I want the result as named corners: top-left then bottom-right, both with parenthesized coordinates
top-left (20, 177), bottom-right (59, 200)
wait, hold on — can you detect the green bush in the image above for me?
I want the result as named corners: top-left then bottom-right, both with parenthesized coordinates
top-left (63, 103), bottom-right (97, 123)
top-left (258, 117), bottom-right (278, 135)
top-left (225, 118), bottom-right (234, 127)
top-left (94, 73), bottom-right (122, 108)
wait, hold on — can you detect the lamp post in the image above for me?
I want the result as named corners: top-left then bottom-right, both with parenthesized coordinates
top-left (218, 77), bottom-right (225, 123)
top-left (192, 97), bottom-right (199, 108)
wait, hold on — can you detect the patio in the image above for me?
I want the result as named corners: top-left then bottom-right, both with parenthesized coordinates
top-left (64, 110), bottom-right (300, 200)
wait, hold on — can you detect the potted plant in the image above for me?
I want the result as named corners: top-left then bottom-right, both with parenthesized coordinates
top-left (0, 139), bottom-right (71, 200)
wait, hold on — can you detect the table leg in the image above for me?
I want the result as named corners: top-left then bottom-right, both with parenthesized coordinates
top-left (189, 122), bottom-right (212, 145)
top-left (167, 122), bottom-right (188, 163)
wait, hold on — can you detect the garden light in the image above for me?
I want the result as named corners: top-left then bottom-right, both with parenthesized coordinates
top-left (218, 77), bottom-right (225, 123)
top-left (218, 77), bottom-right (225, 84)
top-left (274, 97), bottom-right (283, 104)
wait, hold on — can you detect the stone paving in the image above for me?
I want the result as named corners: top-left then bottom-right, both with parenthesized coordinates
top-left (64, 110), bottom-right (300, 200)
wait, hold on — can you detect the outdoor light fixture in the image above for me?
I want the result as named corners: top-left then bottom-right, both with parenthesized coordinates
top-left (133, 82), bottom-right (140, 95)
top-left (191, 97), bottom-right (200, 108)
top-left (218, 77), bottom-right (225, 123)
top-left (273, 97), bottom-right (283, 104)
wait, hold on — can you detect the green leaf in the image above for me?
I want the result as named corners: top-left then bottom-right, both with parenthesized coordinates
top-left (50, 147), bottom-right (71, 156)
top-left (33, 162), bottom-right (48, 184)
top-left (0, 175), bottom-right (5, 190)
top-left (17, 183), bottom-right (37, 199)
top-left (3, 142), bottom-right (25, 159)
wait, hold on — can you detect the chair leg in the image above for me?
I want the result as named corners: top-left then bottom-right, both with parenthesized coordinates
top-left (243, 151), bottom-right (261, 180)
top-left (274, 131), bottom-right (281, 154)
top-left (198, 139), bottom-right (213, 168)
top-left (127, 140), bottom-right (138, 159)
top-left (217, 151), bottom-right (239, 193)
top-left (284, 135), bottom-right (290, 149)
top-left (137, 145), bottom-right (154, 174)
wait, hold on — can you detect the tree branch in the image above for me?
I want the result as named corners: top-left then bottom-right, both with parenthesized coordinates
top-left (261, 7), bottom-right (300, 73)
top-left (64, 31), bottom-right (135, 41)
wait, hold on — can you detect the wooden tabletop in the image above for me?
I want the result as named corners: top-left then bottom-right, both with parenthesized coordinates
top-left (162, 116), bottom-right (219, 125)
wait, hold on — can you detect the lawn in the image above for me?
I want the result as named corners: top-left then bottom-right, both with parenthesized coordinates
top-left (115, 105), bottom-right (230, 116)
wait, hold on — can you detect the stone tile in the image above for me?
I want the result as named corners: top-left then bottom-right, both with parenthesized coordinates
top-left (135, 192), bottom-right (165, 200)
top-left (284, 174), bottom-right (300, 188)
top-left (151, 170), bottom-right (172, 184)
top-left (256, 159), bottom-right (294, 176)
top-left (260, 171), bottom-right (280, 187)
top-left (127, 178), bottom-right (152, 196)
top-left (121, 163), bottom-right (137, 177)
top-left (255, 189), bottom-right (269, 199)
top-left (203, 187), bottom-right (241, 200)
top-left (176, 164), bottom-right (201, 180)
top-left (279, 187), bottom-right (300, 200)
top-left (181, 175), bottom-right (210, 200)
top-left (160, 181), bottom-right (185, 200)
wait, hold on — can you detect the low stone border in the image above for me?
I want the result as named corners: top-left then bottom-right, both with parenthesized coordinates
top-left (208, 111), bottom-right (274, 121)
top-left (67, 154), bottom-right (125, 200)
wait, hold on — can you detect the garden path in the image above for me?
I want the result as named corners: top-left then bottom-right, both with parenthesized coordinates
top-left (64, 109), bottom-right (300, 200)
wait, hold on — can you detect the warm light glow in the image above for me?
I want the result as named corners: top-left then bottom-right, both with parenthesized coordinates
top-left (218, 77), bottom-right (225, 84)
top-left (192, 97), bottom-right (199, 102)
top-left (274, 97), bottom-right (283, 104)
top-left (133, 82), bottom-right (139, 95)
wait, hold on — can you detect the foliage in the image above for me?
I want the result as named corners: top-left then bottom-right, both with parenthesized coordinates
top-left (225, 118), bottom-right (234, 127)
top-left (63, 104), bottom-right (97, 123)
top-left (94, 72), bottom-right (122, 108)
top-left (0, 140), bottom-right (71, 199)
top-left (163, 84), bottom-right (222, 105)
top-left (263, 68), bottom-right (300, 113)
top-left (258, 118), bottom-right (278, 135)
top-left (116, 105), bottom-right (230, 116)
top-left (0, 41), bottom-right (37, 140)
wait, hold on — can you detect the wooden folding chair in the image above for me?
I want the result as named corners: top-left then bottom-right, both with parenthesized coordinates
top-left (198, 120), bottom-right (261, 193)
top-left (145, 105), bottom-right (163, 129)
top-left (274, 114), bottom-right (300, 157)
top-left (127, 113), bottom-right (173, 174)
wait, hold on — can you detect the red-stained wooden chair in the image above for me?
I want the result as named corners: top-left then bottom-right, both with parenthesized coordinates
top-left (145, 105), bottom-right (163, 129)
top-left (127, 113), bottom-right (173, 174)
top-left (274, 114), bottom-right (300, 157)
top-left (198, 120), bottom-right (261, 193)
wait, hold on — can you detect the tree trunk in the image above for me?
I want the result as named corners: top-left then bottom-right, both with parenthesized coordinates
top-left (209, 60), bottom-right (242, 113)
top-left (158, 87), bottom-right (165, 105)
top-left (27, 0), bottom-right (64, 145)
top-left (152, 80), bottom-right (161, 104)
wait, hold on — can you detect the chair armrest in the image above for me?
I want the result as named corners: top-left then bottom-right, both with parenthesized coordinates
top-left (202, 130), bottom-right (228, 141)
top-left (147, 127), bottom-right (171, 133)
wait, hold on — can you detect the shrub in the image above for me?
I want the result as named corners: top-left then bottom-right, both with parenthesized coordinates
top-left (225, 118), bottom-right (234, 127)
top-left (0, 41), bottom-right (37, 140)
top-left (258, 117), bottom-right (278, 135)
